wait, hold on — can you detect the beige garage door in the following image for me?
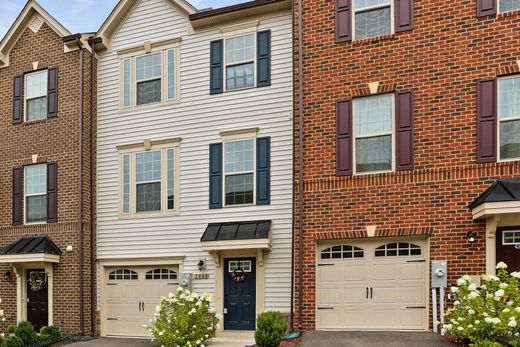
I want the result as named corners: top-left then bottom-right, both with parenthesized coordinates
top-left (317, 238), bottom-right (428, 331)
top-left (105, 267), bottom-right (179, 337)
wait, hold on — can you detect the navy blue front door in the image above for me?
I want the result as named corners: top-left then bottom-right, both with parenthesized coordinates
top-left (224, 258), bottom-right (256, 331)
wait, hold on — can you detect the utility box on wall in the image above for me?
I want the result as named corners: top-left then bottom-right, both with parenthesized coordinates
top-left (431, 260), bottom-right (448, 288)
top-left (181, 273), bottom-right (192, 290)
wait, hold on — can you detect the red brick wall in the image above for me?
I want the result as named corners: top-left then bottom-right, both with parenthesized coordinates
top-left (293, 0), bottom-right (520, 330)
top-left (0, 23), bottom-right (95, 336)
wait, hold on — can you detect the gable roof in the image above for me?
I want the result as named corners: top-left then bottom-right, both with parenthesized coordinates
top-left (0, 0), bottom-right (71, 67)
top-left (469, 179), bottom-right (520, 209)
top-left (96, 0), bottom-right (196, 50)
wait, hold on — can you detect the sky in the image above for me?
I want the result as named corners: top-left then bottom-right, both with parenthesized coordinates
top-left (0, 0), bottom-right (245, 37)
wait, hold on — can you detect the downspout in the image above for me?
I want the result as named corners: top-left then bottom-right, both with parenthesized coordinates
top-left (77, 37), bottom-right (85, 335)
top-left (297, 0), bottom-right (304, 331)
top-left (290, 0), bottom-right (296, 331)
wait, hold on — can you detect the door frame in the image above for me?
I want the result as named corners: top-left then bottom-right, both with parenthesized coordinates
top-left (11, 262), bottom-right (54, 327)
top-left (98, 256), bottom-right (184, 337)
top-left (215, 251), bottom-right (264, 333)
top-left (315, 236), bottom-right (430, 331)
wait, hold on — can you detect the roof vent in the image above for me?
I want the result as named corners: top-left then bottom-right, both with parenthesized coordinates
top-left (29, 15), bottom-right (44, 33)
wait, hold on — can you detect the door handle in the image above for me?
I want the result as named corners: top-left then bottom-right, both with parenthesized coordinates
top-left (366, 287), bottom-right (369, 299)
top-left (142, 302), bottom-right (144, 311)
top-left (370, 287), bottom-right (373, 299)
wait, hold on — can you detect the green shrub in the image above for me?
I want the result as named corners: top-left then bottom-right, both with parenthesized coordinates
top-left (147, 287), bottom-right (220, 347)
top-left (6, 326), bottom-right (16, 335)
top-left (0, 336), bottom-right (23, 347)
top-left (13, 321), bottom-right (38, 346)
top-left (441, 262), bottom-right (520, 346)
top-left (255, 311), bottom-right (289, 347)
top-left (39, 325), bottom-right (61, 341)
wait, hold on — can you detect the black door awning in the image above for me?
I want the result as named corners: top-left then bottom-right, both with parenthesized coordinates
top-left (201, 220), bottom-right (271, 242)
top-left (0, 236), bottom-right (62, 256)
top-left (469, 179), bottom-right (520, 209)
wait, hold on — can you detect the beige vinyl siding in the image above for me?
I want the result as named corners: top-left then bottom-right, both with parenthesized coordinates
top-left (97, 0), bottom-right (293, 312)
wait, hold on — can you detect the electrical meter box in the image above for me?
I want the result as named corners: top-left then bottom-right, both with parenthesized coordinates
top-left (180, 273), bottom-right (192, 290)
top-left (431, 260), bottom-right (448, 288)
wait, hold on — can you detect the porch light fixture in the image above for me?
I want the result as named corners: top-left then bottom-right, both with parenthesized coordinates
top-left (197, 260), bottom-right (205, 271)
top-left (4, 271), bottom-right (11, 281)
top-left (466, 231), bottom-right (476, 243)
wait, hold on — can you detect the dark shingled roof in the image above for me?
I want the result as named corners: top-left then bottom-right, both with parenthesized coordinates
top-left (201, 220), bottom-right (271, 242)
top-left (190, 0), bottom-right (284, 20)
top-left (0, 236), bottom-right (62, 256)
top-left (469, 179), bottom-right (520, 209)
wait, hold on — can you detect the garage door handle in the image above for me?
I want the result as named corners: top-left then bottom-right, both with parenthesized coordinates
top-left (406, 306), bottom-right (426, 309)
top-left (407, 260), bottom-right (426, 263)
top-left (318, 307), bottom-right (334, 310)
top-left (107, 318), bottom-right (118, 321)
top-left (370, 287), bottom-right (373, 299)
top-left (366, 287), bottom-right (369, 299)
top-left (142, 302), bottom-right (144, 311)
top-left (139, 302), bottom-right (142, 311)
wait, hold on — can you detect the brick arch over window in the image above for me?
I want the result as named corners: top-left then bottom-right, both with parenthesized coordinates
top-left (375, 242), bottom-right (421, 257)
top-left (320, 244), bottom-right (364, 259)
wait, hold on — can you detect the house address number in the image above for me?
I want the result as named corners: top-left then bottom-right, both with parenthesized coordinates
top-left (193, 273), bottom-right (209, 280)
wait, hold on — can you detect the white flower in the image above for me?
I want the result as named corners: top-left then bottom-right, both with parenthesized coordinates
top-left (467, 291), bottom-right (479, 300)
top-left (496, 262), bottom-right (508, 269)
top-left (507, 301), bottom-right (513, 306)
top-left (511, 272), bottom-right (520, 279)
top-left (215, 313), bottom-right (223, 320)
top-left (158, 331), bottom-right (164, 336)
top-left (453, 300), bottom-right (460, 306)
top-left (492, 318), bottom-right (501, 324)
top-left (503, 308), bottom-right (511, 313)
top-left (499, 283), bottom-right (508, 289)
top-left (451, 286), bottom-right (459, 293)
top-left (457, 278), bottom-right (467, 286)
top-left (468, 283), bottom-right (477, 291)
top-left (155, 305), bottom-right (161, 313)
top-left (483, 312), bottom-right (489, 317)
top-left (457, 327), bottom-right (463, 331)
top-left (468, 324), bottom-right (473, 328)
top-left (510, 320), bottom-right (518, 328)
top-left (515, 307), bottom-right (520, 313)
top-left (468, 309), bottom-right (475, 315)
top-left (482, 275), bottom-right (499, 282)
top-left (168, 292), bottom-right (174, 299)
top-left (485, 317), bottom-right (493, 323)
top-left (495, 289), bottom-right (505, 297)
top-left (481, 284), bottom-right (487, 290)
top-left (475, 320), bottom-right (480, 324)
top-left (444, 324), bottom-right (453, 330)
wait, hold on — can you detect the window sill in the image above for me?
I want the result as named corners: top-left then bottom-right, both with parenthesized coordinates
top-left (21, 118), bottom-right (49, 125)
top-left (24, 222), bottom-right (47, 226)
top-left (222, 203), bottom-right (257, 209)
top-left (118, 211), bottom-right (180, 219)
top-left (120, 99), bottom-right (180, 113)
top-left (223, 85), bottom-right (256, 93)
top-left (354, 169), bottom-right (394, 176)
top-left (497, 9), bottom-right (520, 19)
top-left (351, 33), bottom-right (397, 46)
top-left (498, 157), bottom-right (520, 163)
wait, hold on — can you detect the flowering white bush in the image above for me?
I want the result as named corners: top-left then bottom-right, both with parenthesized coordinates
top-left (146, 288), bottom-right (221, 347)
top-left (0, 298), bottom-right (4, 323)
top-left (441, 262), bottom-right (520, 346)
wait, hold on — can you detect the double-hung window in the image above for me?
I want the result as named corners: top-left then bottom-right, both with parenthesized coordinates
top-left (25, 164), bottom-right (47, 223)
top-left (498, 76), bottom-right (520, 161)
top-left (25, 70), bottom-right (48, 121)
top-left (224, 139), bottom-right (255, 205)
top-left (120, 141), bottom-right (179, 216)
top-left (354, 94), bottom-right (394, 173)
top-left (225, 34), bottom-right (255, 91)
top-left (121, 46), bottom-right (179, 109)
top-left (499, 0), bottom-right (520, 13)
top-left (354, 0), bottom-right (393, 40)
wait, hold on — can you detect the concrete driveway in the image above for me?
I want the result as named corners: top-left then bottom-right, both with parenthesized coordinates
top-left (301, 331), bottom-right (456, 347)
top-left (69, 338), bottom-right (156, 347)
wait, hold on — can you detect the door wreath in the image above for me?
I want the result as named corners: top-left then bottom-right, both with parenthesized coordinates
top-left (230, 268), bottom-right (247, 283)
top-left (29, 272), bottom-right (47, 292)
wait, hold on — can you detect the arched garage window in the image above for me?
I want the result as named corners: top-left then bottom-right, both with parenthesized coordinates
top-left (375, 242), bottom-right (421, 257)
top-left (320, 245), bottom-right (364, 259)
top-left (108, 269), bottom-right (138, 280)
top-left (145, 268), bottom-right (178, 280)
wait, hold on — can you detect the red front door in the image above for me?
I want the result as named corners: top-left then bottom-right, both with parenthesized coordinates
top-left (496, 228), bottom-right (520, 272)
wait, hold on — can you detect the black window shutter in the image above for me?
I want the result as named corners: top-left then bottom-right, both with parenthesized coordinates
top-left (477, 78), bottom-right (497, 163)
top-left (336, 0), bottom-right (352, 42)
top-left (12, 167), bottom-right (23, 225)
top-left (47, 67), bottom-right (58, 118)
top-left (209, 143), bottom-right (223, 209)
top-left (47, 162), bottom-right (58, 223)
top-left (13, 75), bottom-right (23, 124)
top-left (477, 0), bottom-right (497, 17)
top-left (256, 137), bottom-right (271, 205)
top-left (210, 40), bottom-right (224, 94)
top-left (396, 90), bottom-right (414, 171)
top-left (336, 99), bottom-right (353, 176)
top-left (395, 0), bottom-right (414, 32)
top-left (257, 30), bottom-right (271, 87)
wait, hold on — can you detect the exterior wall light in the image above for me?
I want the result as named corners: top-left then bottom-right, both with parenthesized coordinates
top-left (198, 260), bottom-right (205, 271)
top-left (4, 271), bottom-right (11, 281)
top-left (467, 231), bottom-right (476, 243)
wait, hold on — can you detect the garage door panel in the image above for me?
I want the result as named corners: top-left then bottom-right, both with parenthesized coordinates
top-left (399, 308), bottom-right (426, 329)
top-left (371, 263), bottom-right (398, 280)
top-left (318, 308), bottom-right (369, 329)
top-left (318, 266), bottom-right (344, 282)
top-left (399, 285), bottom-right (425, 303)
top-left (401, 263), bottom-right (426, 280)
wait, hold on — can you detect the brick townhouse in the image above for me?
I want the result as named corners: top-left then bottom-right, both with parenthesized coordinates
top-left (294, 0), bottom-right (520, 332)
top-left (0, 1), bottom-right (96, 335)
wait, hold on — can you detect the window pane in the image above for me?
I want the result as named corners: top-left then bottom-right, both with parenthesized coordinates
top-left (26, 71), bottom-right (47, 98)
top-left (355, 0), bottom-right (392, 9)
top-left (25, 164), bottom-right (47, 194)
top-left (499, 77), bottom-right (520, 120)
top-left (355, 6), bottom-right (391, 40)
top-left (123, 59), bottom-right (131, 107)
top-left (136, 53), bottom-right (161, 81)
top-left (137, 79), bottom-right (161, 105)
top-left (225, 140), bottom-right (254, 174)
top-left (225, 34), bottom-right (255, 64)
top-left (136, 151), bottom-right (161, 182)
top-left (167, 149), bottom-right (175, 210)
top-left (355, 94), bottom-right (392, 136)
top-left (26, 195), bottom-right (47, 223)
top-left (500, 120), bottom-right (520, 159)
top-left (123, 154), bottom-right (130, 213)
top-left (226, 63), bottom-right (254, 90)
top-left (356, 135), bottom-right (392, 173)
top-left (27, 97), bottom-right (47, 121)
top-left (167, 50), bottom-right (175, 100)
top-left (500, 0), bottom-right (520, 12)
top-left (225, 173), bottom-right (254, 205)
top-left (136, 182), bottom-right (161, 212)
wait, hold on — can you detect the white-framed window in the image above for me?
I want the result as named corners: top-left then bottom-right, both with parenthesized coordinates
top-left (119, 140), bottom-right (180, 217)
top-left (375, 242), bottom-right (421, 257)
top-left (24, 164), bottom-right (47, 224)
top-left (320, 245), bottom-right (364, 260)
top-left (108, 269), bottom-right (138, 281)
top-left (498, 76), bottom-right (520, 161)
top-left (503, 230), bottom-right (520, 245)
top-left (120, 46), bottom-right (179, 109)
top-left (353, 94), bottom-right (394, 174)
top-left (353, 0), bottom-right (393, 40)
top-left (499, 0), bottom-right (520, 13)
top-left (25, 70), bottom-right (48, 122)
top-left (225, 34), bottom-right (255, 91)
top-left (145, 268), bottom-right (178, 280)
top-left (228, 260), bottom-right (252, 272)
top-left (224, 138), bottom-right (255, 206)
